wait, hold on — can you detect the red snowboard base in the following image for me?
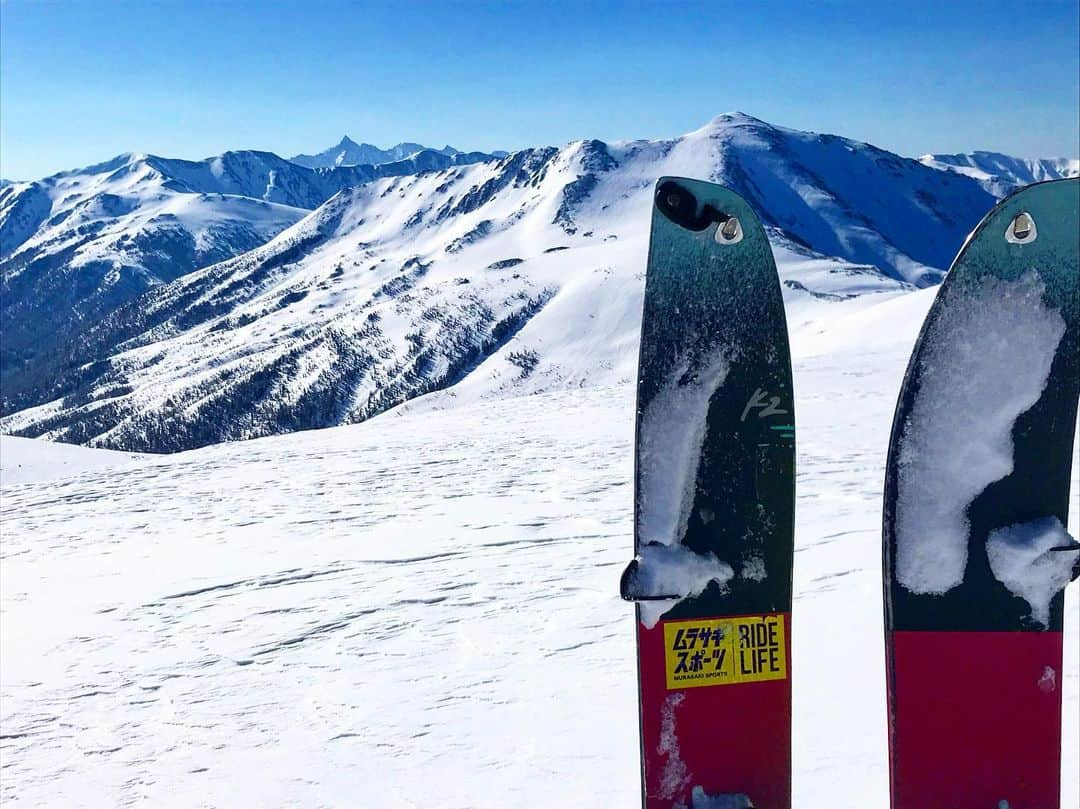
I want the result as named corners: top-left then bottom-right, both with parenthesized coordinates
top-left (889, 630), bottom-right (1065, 809)
top-left (636, 612), bottom-right (792, 809)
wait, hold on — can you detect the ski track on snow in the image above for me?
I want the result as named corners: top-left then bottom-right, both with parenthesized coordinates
top-left (1, 329), bottom-right (1078, 807)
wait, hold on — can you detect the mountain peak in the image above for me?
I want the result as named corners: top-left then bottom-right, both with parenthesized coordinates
top-left (709, 111), bottom-right (770, 127)
top-left (685, 112), bottom-right (774, 140)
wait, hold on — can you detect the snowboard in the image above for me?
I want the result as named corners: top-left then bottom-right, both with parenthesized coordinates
top-left (621, 178), bottom-right (795, 809)
top-left (883, 178), bottom-right (1080, 809)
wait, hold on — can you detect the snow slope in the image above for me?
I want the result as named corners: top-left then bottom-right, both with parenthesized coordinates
top-left (2, 114), bottom-right (1000, 452)
top-left (0, 435), bottom-right (143, 486)
top-left (0, 149), bottom-right (499, 411)
top-left (1, 289), bottom-right (1076, 808)
top-left (920, 151), bottom-right (1080, 197)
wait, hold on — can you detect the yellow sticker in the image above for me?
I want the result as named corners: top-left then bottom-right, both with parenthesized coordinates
top-left (663, 614), bottom-right (787, 689)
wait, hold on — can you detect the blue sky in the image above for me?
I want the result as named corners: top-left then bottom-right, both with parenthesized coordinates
top-left (2, 0), bottom-right (1078, 179)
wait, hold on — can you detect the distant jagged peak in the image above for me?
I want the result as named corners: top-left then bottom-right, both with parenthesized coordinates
top-left (290, 136), bottom-right (494, 169)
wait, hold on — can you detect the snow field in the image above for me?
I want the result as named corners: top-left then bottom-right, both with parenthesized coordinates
top-left (0, 436), bottom-right (144, 486)
top-left (3, 287), bottom-right (1076, 807)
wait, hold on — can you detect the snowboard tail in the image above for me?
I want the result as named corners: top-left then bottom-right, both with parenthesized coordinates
top-left (883, 178), bottom-right (1080, 809)
top-left (890, 630), bottom-right (1064, 809)
top-left (627, 178), bottom-right (795, 809)
top-left (637, 613), bottom-right (792, 809)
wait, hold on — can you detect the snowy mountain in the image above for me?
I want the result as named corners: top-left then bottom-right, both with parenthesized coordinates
top-left (290, 135), bottom-right (481, 168)
top-left (0, 148), bottom-right (499, 407)
top-left (920, 150), bottom-right (1079, 197)
top-left (1, 113), bottom-right (1002, 452)
top-left (1, 296), bottom-right (1076, 807)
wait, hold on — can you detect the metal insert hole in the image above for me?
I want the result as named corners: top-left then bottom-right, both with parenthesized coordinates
top-left (1005, 212), bottom-right (1037, 244)
top-left (716, 216), bottom-right (743, 244)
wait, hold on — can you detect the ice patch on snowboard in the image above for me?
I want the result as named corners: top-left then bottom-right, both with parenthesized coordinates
top-left (894, 271), bottom-right (1066, 595)
top-left (986, 516), bottom-right (1079, 627)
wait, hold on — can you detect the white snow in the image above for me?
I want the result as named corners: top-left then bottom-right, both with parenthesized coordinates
top-left (682, 787), bottom-right (753, 809)
top-left (637, 350), bottom-right (730, 550)
top-left (659, 692), bottom-right (690, 799)
top-left (987, 517), bottom-right (1079, 627)
top-left (919, 151), bottom-right (1080, 197)
top-left (633, 544), bottom-right (735, 629)
top-left (0, 435), bottom-right (144, 486)
top-left (0, 153), bottom-right (307, 276)
top-left (2, 288), bottom-right (1077, 807)
top-left (894, 271), bottom-right (1067, 594)
top-left (630, 348), bottom-right (741, 627)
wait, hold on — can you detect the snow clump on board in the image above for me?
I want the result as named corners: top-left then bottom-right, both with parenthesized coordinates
top-left (894, 271), bottom-right (1066, 594)
top-left (986, 516), bottom-right (1079, 627)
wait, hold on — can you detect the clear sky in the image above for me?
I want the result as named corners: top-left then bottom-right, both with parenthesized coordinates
top-left (2, 0), bottom-right (1078, 180)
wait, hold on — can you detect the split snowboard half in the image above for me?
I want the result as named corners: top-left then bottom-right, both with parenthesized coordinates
top-left (883, 177), bottom-right (1080, 809)
top-left (621, 178), bottom-right (795, 809)
top-left (620, 176), bottom-right (1078, 808)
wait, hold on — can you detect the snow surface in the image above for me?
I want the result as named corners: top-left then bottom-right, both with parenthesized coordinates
top-left (2, 289), bottom-right (1077, 808)
top-left (894, 271), bottom-right (1066, 595)
top-left (987, 517), bottom-right (1079, 627)
top-left (0, 435), bottom-right (143, 486)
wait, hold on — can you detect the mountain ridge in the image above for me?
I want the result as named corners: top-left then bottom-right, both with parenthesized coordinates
top-left (919, 150), bottom-right (1079, 197)
top-left (289, 136), bottom-right (506, 169)
top-left (0, 147), bottom-right (500, 396)
top-left (1, 112), bottom-right (1018, 452)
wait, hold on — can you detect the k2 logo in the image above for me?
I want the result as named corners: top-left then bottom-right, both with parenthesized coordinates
top-left (740, 387), bottom-right (788, 422)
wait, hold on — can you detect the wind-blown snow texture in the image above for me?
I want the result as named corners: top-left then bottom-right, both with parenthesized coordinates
top-left (0, 435), bottom-right (142, 486)
top-left (2, 291), bottom-right (1076, 808)
top-left (2, 113), bottom-right (1012, 452)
